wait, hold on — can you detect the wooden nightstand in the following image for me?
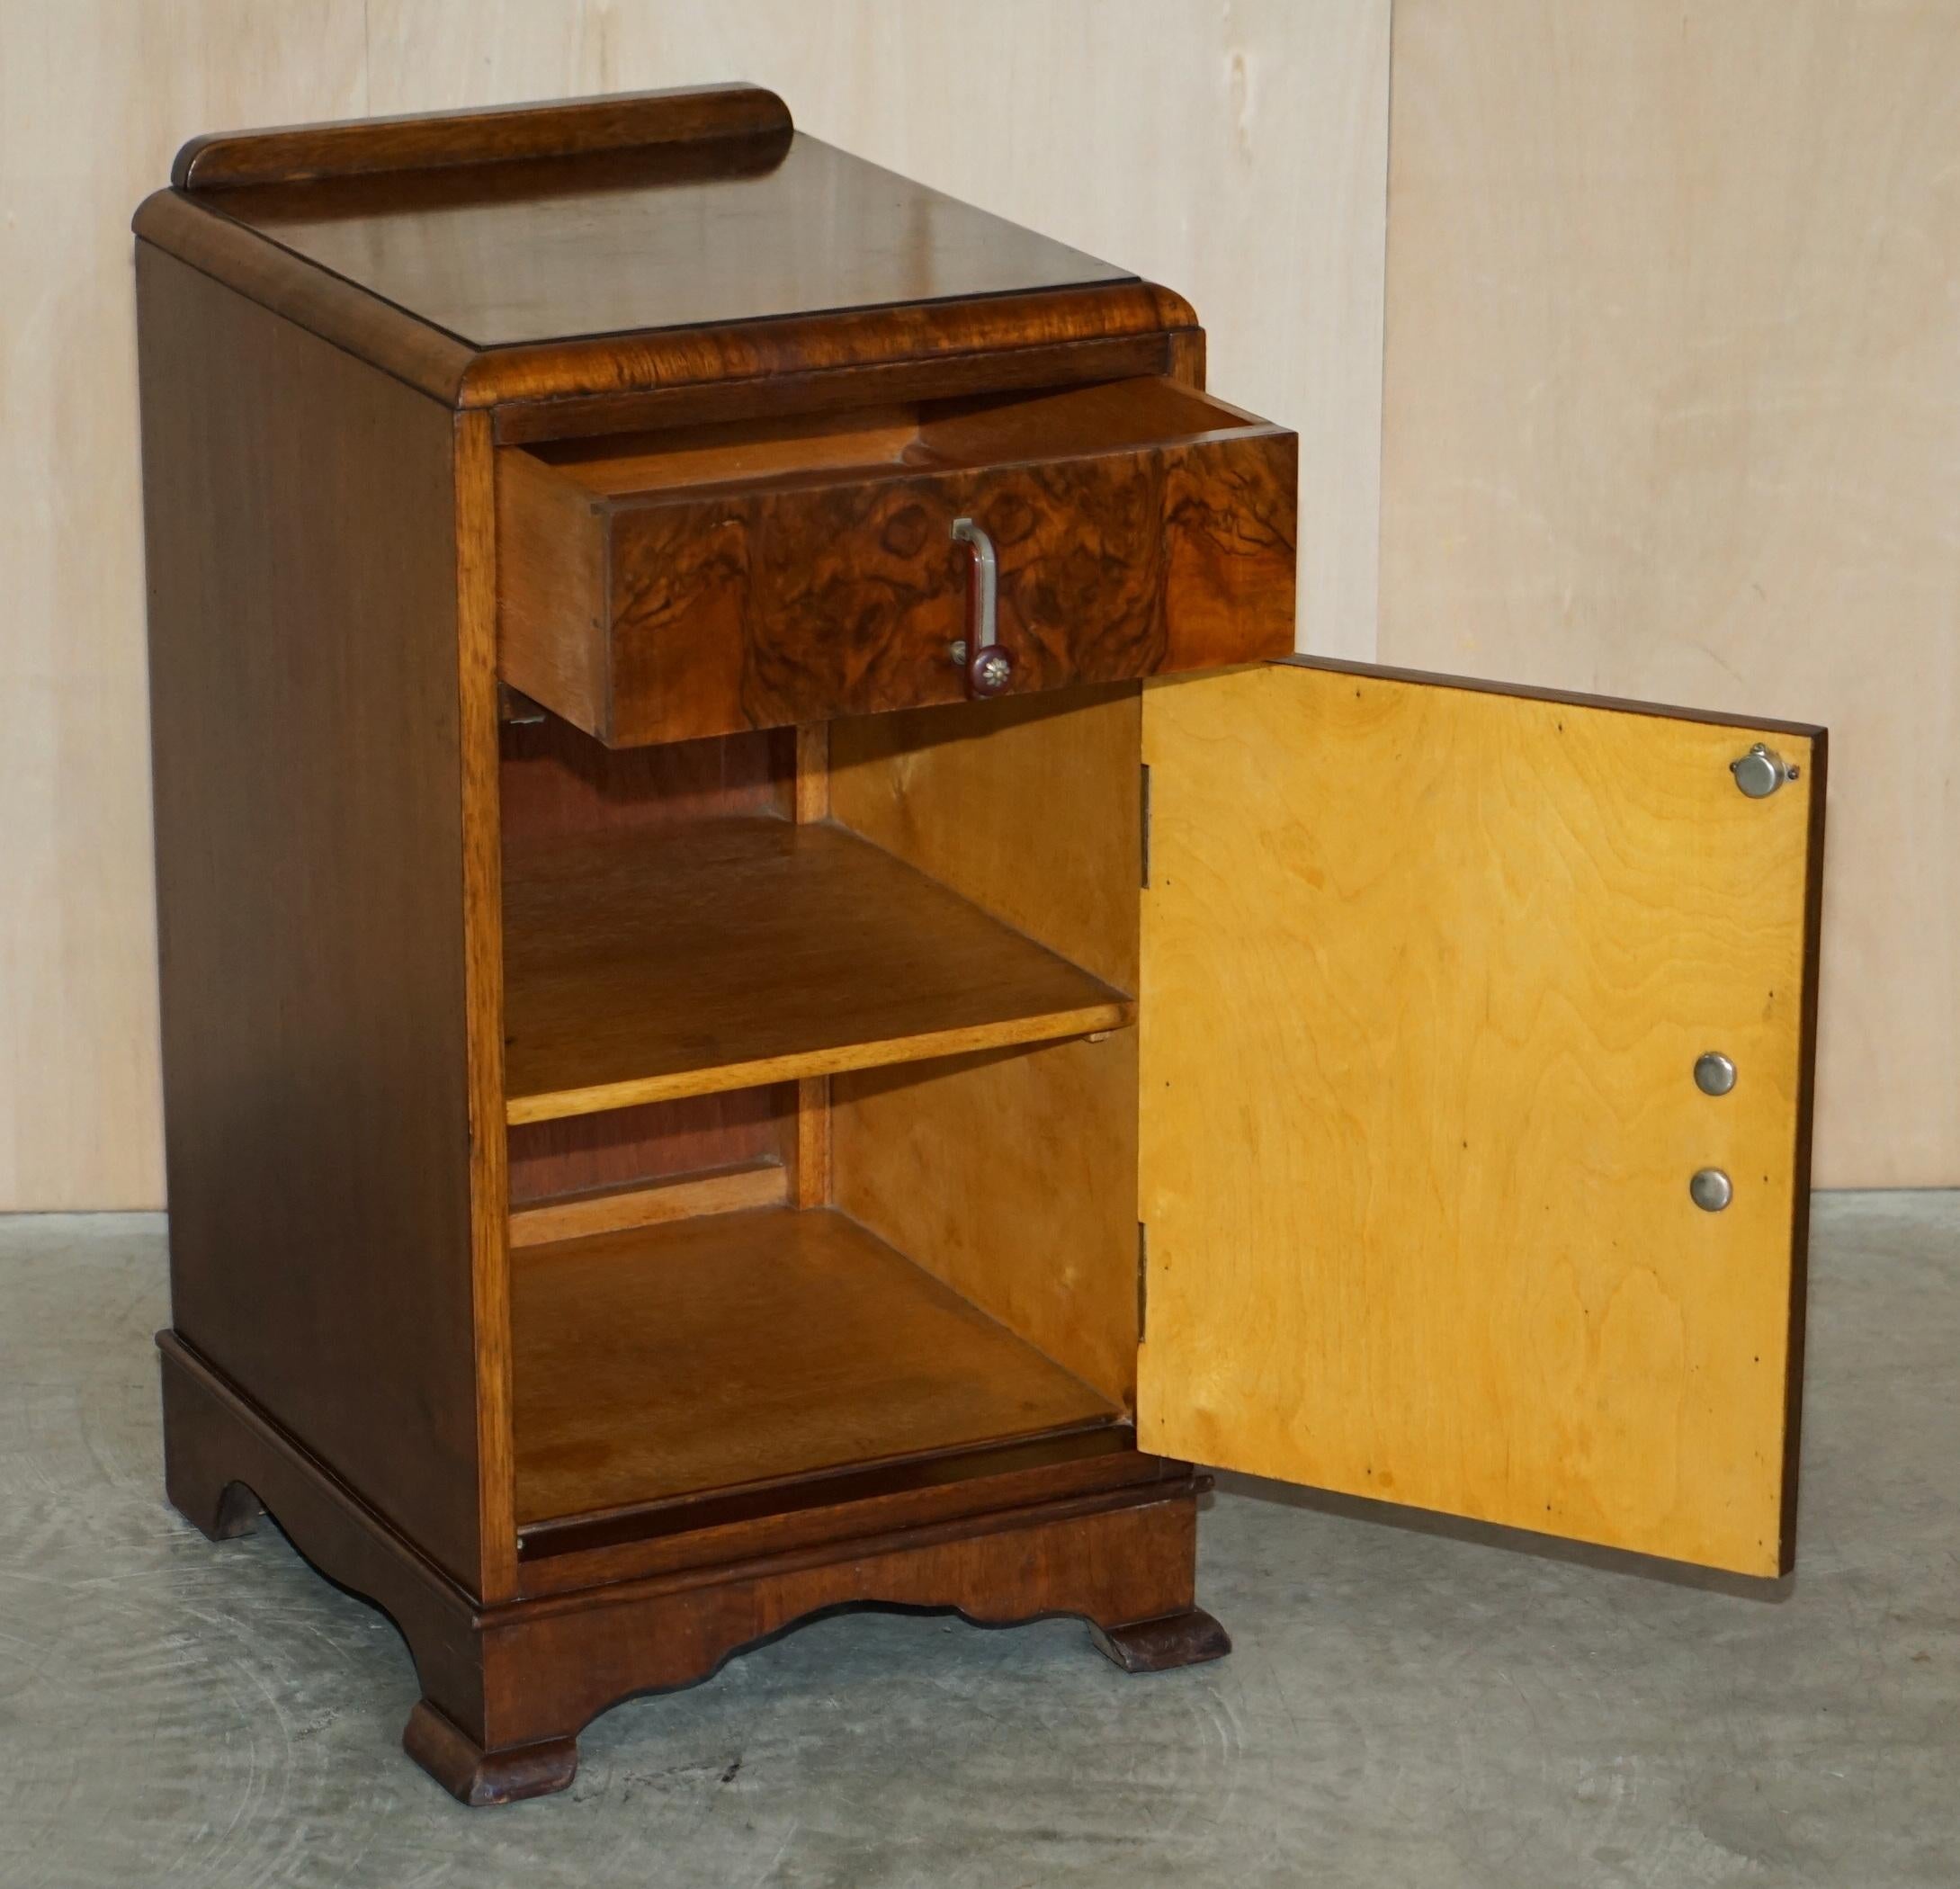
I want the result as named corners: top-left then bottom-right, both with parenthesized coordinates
top-left (135, 85), bottom-right (1825, 1805)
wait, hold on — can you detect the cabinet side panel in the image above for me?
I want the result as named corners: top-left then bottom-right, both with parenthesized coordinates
top-left (828, 687), bottom-right (1142, 990)
top-left (455, 407), bottom-right (515, 1602)
top-left (139, 246), bottom-right (482, 1585)
top-left (829, 688), bottom-right (1142, 1407)
top-left (829, 1039), bottom-right (1139, 1409)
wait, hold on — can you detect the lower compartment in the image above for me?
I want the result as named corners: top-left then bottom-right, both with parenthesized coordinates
top-left (511, 1205), bottom-right (1124, 1534)
top-left (162, 1327), bottom-right (1215, 1807)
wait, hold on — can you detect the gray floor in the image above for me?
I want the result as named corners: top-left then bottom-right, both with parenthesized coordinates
top-left (0, 1196), bottom-right (1954, 1888)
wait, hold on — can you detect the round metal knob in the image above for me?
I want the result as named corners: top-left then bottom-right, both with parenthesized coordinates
top-left (1689, 1168), bottom-right (1733, 1213)
top-left (969, 644), bottom-right (1014, 697)
top-left (1694, 1052), bottom-right (1737, 1097)
top-left (1731, 743), bottom-right (1796, 799)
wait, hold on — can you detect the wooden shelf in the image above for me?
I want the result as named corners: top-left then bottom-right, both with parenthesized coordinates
top-left (502, 815), bottom-right (1132, 1124)
top-left (511, 1206), bottom-right (1123, 1528)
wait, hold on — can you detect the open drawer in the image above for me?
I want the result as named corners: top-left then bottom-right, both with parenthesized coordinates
top-left (497, 376), bottom-right (1297, 747)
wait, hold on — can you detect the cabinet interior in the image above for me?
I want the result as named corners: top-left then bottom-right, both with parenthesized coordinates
top-left (498, 684), bottom-right (1145, 1556)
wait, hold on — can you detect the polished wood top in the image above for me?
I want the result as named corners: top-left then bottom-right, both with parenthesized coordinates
top-left (135, 87), bottom-right (1187, 411)
top-left (206, 129), bottom-right (1131, 349)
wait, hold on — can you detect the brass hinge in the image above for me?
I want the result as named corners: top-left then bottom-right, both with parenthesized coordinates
top-left (1140, 763), bottom-right (1152, 889)
top-left (1136, 1221), bottom-right (1150, 1340)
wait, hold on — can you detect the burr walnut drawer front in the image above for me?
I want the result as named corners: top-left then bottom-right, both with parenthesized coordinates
top-left (496, 377), bottom-right (1297, 748)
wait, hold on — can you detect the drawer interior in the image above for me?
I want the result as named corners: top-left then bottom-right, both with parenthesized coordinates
top-left (515, 375), bottom-right (1267, 499)
top-left (499, 688), bottom-right (1145, 1558)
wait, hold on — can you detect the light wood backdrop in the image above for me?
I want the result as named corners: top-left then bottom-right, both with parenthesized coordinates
top-left (0, 1), bottom-right (1390, 1209)
top-left (1381, 1), bottom-right (1960, 1188)
top-left (5, 2), bottom-right (1955, 1204)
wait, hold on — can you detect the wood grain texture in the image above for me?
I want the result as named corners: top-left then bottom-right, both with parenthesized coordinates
top-left (132, 190), bottom-right (475, 403)
top-left (510, 1207), bottom-right (1121, 1526)
top-left (492, 445), bottom-right (611, 731)
top-left (1138, 661), bottom-right (1823, 1577)
top-left (210, 125), bottom-right (1128, 347)
top-left (134, 180), bottom-right (1187, 414)
top-left (139, 248), bottom-right (486, 1587)
top-left (500, 380), bottom-right (1295, 746)
top-left (488, 333), bottom-right (1177, 447)
top-left (473, 1489), bottom-right (1204, 1800)
top-left (792, 723), bottom-right (831, 1208)
top-left (513, 1424), bottom-right (1167, 1590)
top-left (500, 817), bottom-right (1132, 1124)
top-left (174, 81), bottom-right (790, 187)
top-left (506, 1159), bottom-right (785, 1248)
top-left (833, 1039), bottom-right (1142, 1413)
top-left (498, 719), bottom-right (792, 846)
top-left (497, 697), bottom-right (787, 846)
top-left (1088, 1608), bottom-right (1231, 1674)
top-left (506, 1087), bottom-right (793, 1206)
top-left (459, 1488), bottom-right (1204, 1801)
top-left (830, 687), bottom-right (1144, 1406)
top-left (459, 282), bottom-right (1194, 410)
top-left (498, 720), bottom-right (796, 1201)
top-left (402, 1703), bottom-right (577, 1810)
top-left (792, 723), bottom-right (828, 823)
top-left (454, 404), bottom-right (517, 1601)
top-left (163, 1329), bottom-right (1206, 1804)
top-left (159, 1331), bottom-right (495, 1741)
top-left (1382, 0), bottom-right (1958, 1185)
top-left (829, 686), bottom-right (1145, 990)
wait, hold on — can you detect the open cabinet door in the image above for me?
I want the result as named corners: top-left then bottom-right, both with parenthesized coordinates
top-left (1137, 659), bottom-right (1825, 1576)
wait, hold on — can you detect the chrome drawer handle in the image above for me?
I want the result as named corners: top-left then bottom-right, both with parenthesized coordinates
top-left (951, 517), bottom-right (1013, 698)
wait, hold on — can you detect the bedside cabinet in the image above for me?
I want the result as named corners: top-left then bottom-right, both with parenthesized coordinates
top-left (134, 85), bottom-right (1826, 1805)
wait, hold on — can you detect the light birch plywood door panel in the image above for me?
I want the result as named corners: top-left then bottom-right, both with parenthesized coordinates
top-left (1380, 0), bottom-right (1960, 1186)
top-left (1138, 662), bottom-right (1823, 1576)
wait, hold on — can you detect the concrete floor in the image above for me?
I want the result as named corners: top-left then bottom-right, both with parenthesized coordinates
top-left (0, 1196), bottom-right (1954, 1887)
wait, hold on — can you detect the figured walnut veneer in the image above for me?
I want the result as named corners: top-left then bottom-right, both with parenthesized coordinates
top-left (498, 378), bottom-right (1296, 745)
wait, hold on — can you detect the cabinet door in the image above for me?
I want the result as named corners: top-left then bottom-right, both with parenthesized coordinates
top-left (1137, 659), bottom-right (1824, 1576)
